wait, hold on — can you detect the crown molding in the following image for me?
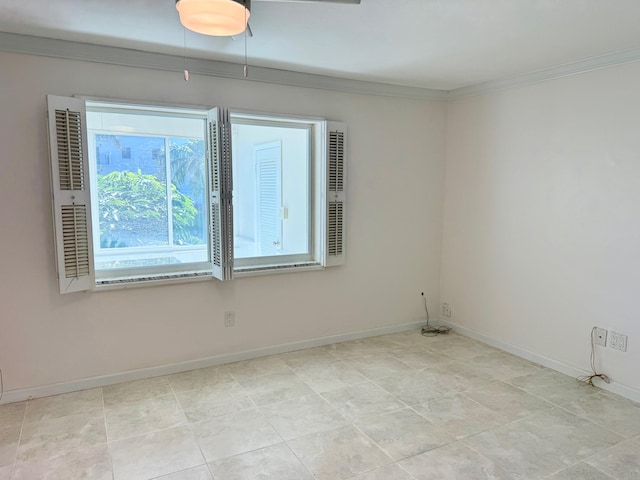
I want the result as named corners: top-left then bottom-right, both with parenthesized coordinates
top-left (0, 32), bottom-right (448, 101)
top-left (4, 31), bottom-right (640, 101)
top-left (449, 44), bottom-right (640, 99)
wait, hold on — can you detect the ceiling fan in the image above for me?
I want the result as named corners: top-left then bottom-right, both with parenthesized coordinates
top-left (175, 0), bottom-right (361, 38)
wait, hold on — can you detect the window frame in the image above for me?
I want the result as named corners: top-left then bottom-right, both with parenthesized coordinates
top-left (230, 113), bottom-right (321, 272)
top-left (85, 101), bottom-right (212, 281)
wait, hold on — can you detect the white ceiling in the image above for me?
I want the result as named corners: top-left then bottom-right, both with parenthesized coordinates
top-left (2, 0), bottom-right (640, 90)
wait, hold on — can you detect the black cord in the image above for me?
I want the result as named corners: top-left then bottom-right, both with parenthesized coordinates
top-left (421, 293), bottom-right (451, 337)
top-left (577, 327), bottom-right (610, 386)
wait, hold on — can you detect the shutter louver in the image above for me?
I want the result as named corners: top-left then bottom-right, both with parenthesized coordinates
top-left (324, 122), bottom-right (347, 267)
top-left (47, 95), bottom-right (95, 293)
top-left (207, 107), bottom-right (234, 281)
top-left (61, 205), bottom-right (91, 278)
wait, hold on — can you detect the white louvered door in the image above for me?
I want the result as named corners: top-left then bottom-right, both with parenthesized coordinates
top-left (207, 107), bottom-right (234, 281)
top-left (324, 122), bottom-right (347, 267)
top-left (47, 95), bottom-right (95, 293)
top-left (255, 142), bottom-right (282, 256)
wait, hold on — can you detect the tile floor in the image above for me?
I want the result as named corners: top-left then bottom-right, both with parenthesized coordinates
top-left (1, 330), bottom-right (639, 479)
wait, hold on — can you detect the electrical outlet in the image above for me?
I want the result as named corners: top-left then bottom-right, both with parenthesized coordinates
top-left (441, 302), bottom-right (451, 318)
top-left (224, 311), bottom-right (235, 328)
top-left (609, 331), bottom-right (628, 352)
top-left (594, 328), bottom-right (607, 347)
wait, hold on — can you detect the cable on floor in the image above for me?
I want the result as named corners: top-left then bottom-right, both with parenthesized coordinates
top-left (577, 327), bottom-right (610, 386)
top-left (420, 293), bottom-right (451, 337)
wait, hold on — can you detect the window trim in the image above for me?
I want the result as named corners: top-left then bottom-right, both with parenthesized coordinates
top-left (86, 102), bottom-right (212, 280)
top-left (231, 115), bottom-right (319, 270)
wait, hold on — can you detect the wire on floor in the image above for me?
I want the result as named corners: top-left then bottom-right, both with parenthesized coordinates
top-left (577, 327), bottom-right (610, 386)
top-left (421, 293), bottom-right (451, 337)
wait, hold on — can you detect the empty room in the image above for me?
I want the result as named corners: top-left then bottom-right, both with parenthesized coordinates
top-left (0, 1), bottom-right (639, 479)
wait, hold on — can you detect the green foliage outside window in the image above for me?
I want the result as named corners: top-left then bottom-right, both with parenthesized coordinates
top-left (98, 170), bottom-right (200, 248)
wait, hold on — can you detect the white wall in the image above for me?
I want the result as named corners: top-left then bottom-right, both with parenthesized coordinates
top-left (0, 52), bottom-right (446, 394)
top-left (442, 62), bottom-right (640, 394)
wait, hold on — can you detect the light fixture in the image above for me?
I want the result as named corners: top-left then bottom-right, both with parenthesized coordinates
top-left (176, 0), bottom-right (251, 37)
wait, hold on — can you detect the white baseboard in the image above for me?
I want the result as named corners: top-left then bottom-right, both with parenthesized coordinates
top-left (1, 321), bottom-right (424, 404)
top-left (439, 319), bottom-right (640, 404)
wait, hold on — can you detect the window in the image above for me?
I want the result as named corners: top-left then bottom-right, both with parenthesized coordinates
top-left (46, 96), bottom-right (346, 293)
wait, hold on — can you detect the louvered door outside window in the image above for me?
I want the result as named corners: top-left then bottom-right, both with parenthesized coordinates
top-left (255, 142), bottom-right (282, 256)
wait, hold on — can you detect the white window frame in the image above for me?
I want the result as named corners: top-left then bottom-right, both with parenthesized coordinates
top-left (46, 95), bottom-right (346, 292)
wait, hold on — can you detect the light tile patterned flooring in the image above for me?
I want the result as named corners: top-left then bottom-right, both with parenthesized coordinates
top-left (1, 331), bottom-right (639, 479)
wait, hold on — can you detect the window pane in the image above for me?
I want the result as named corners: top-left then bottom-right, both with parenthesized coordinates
top-left (87, 107), bottom-right (208, 272)
top-left (170, 137), bottom-right (207, 248)
top-left (232, 122), bottom-right (310, 260)
top-left (96, 134), bottom-right (169, 251)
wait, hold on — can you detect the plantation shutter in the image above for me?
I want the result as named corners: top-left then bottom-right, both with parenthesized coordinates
top-left (323, 122), bottom-right (347, 267)
top-left (46, 95), bottom-right (95, 293)
top-left (207, 107), bottom-right (234, 281)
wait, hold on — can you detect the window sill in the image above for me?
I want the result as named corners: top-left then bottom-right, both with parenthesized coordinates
top-left (234, 262), bottom-right (323, 278)
top-left (94, 270), bottom-right (213, 291)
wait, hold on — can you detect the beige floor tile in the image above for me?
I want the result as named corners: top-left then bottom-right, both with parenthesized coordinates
top-left (463, 380), bottom-right (552, 421)
top-left (152, 465), bottom-right (213, 480)
top-left (240, 371), bottom-right (314, 406)
top-left (167, 366), bottom-right (233, 393)
top-left (355, 408), bottom-right (454, 460)
top-left (103, 376), bottom-right (173, 407)
top-left (6, 331), bottom-right (640, 480)
top-left (209, 443), bottom-right (312, 480)
top-left (110, 426), bottom-right (203, 480)
top-left (260, 394), bottom-right (346, 440)
top-left (105, 394), bottom-right (187, 441)
top-left (191, 408), bottom-right (281, 462)
top-left (0, 464), bottom-right (12, 480)
top-left (23, 388), bottom-right (103, 423)
top-left (425, 361), bottom-right (493, 392)
top-left (464, 351), bottom-right (543, 381)
top-left (399, 441), bottom-right (512, 480)
top-left (350, 463), bottom-right (415, 480)
top-left (585, 437), bottom-right (640, 480)
top-left (373, 371), bottom-right (456, 406)
top-left (293, 361), bottom-right (368, 393)
top-left (288, 426), bottom-right (392, 480)
top-left (387, 346), bottom-right (454, 370)
top-left (323, 339), bottom-right (386, 359)
top-left (0, 427), bottom-right (20, 468)
top-left (363, 334), bottom-right (408, 350)
top-left (344, 355), bottom-right (413, 380)
top-left (547, 462), bottom-right (616, 479)
top-left (414, 393), bottom-right (504, 439)
top-left (425, 337), bottom-right (497, 361)
top-left (508, 369), bottom-right (597, 405)
top-left (279, 347), bottom-right (338, 369)
top-left (175, 380), bottom-right (254, 423)
top-left (563, 392), bottom-right (640, 438)
top-left (17, 413), bottom-right (106, 463)
top-left (463, 408), bottom-right (623, 479)
top-left (321, 382), bottom-right (405, 420)
top-left (0, 402), bottom-right (26, 428)
top-left (11, 443), bottom-right (112, 480)
top-left (227, 355), bottom-right (290, 382)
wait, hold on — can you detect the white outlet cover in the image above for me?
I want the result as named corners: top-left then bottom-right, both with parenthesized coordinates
top-left (594, 328), bottom-right (607, 347)
top-left (610, 331), bottom-right (628, 352)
